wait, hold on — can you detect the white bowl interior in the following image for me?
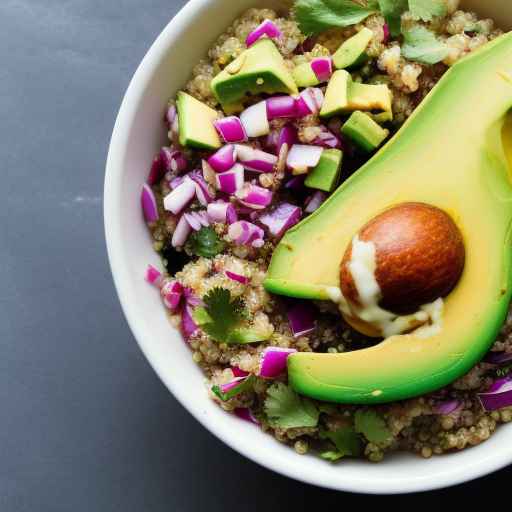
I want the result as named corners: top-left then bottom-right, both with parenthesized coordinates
top-left (105, 0), bottom-right (512, 493)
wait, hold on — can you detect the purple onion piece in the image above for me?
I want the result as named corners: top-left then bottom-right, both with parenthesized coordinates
top-left (433, 399), bottom-right (462, 416)
top-left (181, 303), bottom-right (198, 340)
top-left (288, 301), bottom-right (317, 338)
top-left (310, 57), bottom-right (333, 82)
top-left (305, 191), bottom-right (327, 213)
top-left (314, 127), bottom-right (341, 149)
top-left (246, 19), bottom-right (282, 47)
top-left (208, 144), bottom-right (237, 173)
top-left (172, 214), bottom-right (192, 248)
top-left (484, 351), bottom-right (512, 365)
top-left (236, 183), bottom-right (273, 210)
top-left (161, 147), bottom-right (187, 173)
top-left (141, 184), bottom-right (159, 223)
top-left (287, 144), bottom-right (324, 173)
top-left (478, 377), bottom-right (512, 411)
top-left (215, 164), bottom-right (245, 194)
top-left (189, 172), bottom-right (215, 206)
top-left (284, 175), bottom-right (306, 192)
top-left (225, 270), bottom-right (250, 285)
top-left (259, 203), bottom-right (302, 238)
top-left (277, 125), bottom-right (298, 154)
top-left (148, 153), bottom-right (165, 185)
top-left (214, 116), bottom-right (248, 143)
top-left (240, 101), bottom-right (269, 138)
top-left (165, 105), bottom-right (177, 127)
top-left (232, 367), bottom-right (250, 378)
top-left (234, 408), bottom-right (260, 425)
top-left (228, 221), bottom-right (264, 246)
top-left (383, 23), bottom-right (390, 44)
top-left (163, 178), bottom-right (196, 215)
top-left (258, 347), bottom-right (297, 378)
top-left (266, 95), bottom-right (298, 120)
top-left (145, 264), bottom-right (163, 287)
top-left (161, 280), bottom-right (183, 311)
top-left (236, 144), bottom-right (277, 173)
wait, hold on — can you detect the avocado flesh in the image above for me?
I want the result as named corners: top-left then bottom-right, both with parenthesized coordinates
top-left (333, 27), bottom-right (373, 70)
top-left (264, 33), bottom-right (512, 403)
top-left (211, 39), bottom-right (298, 107)
top-left (342, 111), bottom-right (389, 152)
top-left (176, 92), bottom-right (221, 150)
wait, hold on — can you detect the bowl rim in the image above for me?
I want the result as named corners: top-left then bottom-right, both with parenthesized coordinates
top-left (105, 0), bottom-right (512, 494)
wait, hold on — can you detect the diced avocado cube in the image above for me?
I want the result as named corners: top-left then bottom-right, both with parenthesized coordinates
top-left (348, 82), bottom-right (392, 113)
top-left (333, 28), bottom-right (373, 70)
top-left (320, 70), bottom-right (351, 117)
top-left (292, 62), bottom-right (320, 88)
top-left (211, 39), bottom-right (298, 107)
top-left (305, 149), bottom-right (343, 192)
top-left (176, 92), bottom-right (222, 150)
top-left (321, 71), bottom-right (392, 118)
top-left (341, 111), bottom-right (389, 152)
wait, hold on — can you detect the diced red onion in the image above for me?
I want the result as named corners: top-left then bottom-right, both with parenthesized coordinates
top-left (145, 264), bottom-right (163, 287)
top-left (161, 147), bottom-right (188, 173)
top-left (236, 183), bottom-right (273, 210)
top-left (383, 23), bottom-right (390, 44)
top-left (226, 204), bottom-right (238, 224)
top-left (235, 144), bottom-right (277, 173)
top-left (161, 280), bottom-right (183, 311)
top-left (215, 164), bottom-right (245, 194)
top-left (169, 175), bottom-right (185, 189)
top-left (310, 57), bottom-right (333, 82)
top-left (184, 287), bottom-right (203, 307)
top-left (163, 178), bottom-right (196, 215)
top-left (171, 115), bottom-right (179, 137)
top-left (240, 101), bottom-right (269, 138)
top-left (141, 184), bottom-right (159, 223)
top-left (285, 175), bottom-right (306, 192)
top-left (266, 96), bottom-right (298, 120)
top-left (184, 211), bottom-right (209, 231)
top-left (259, 347), bottom-right (298, 378)
top-left (246, 19), bottom-right (282, 47)
top-left (294, 95), bottom-right (313, 118)
top-left (288, 301), bottom-right (316, 337)
top-left (277, 125), bottom-right (298, 154)
top-left (314, 127), bottom-right (342, 149)
top-left (484, 351), bottom-right (512, 365)
top-left (287, 144), bottom-right (323, 173)
top-left (299, 88), bottom-right (324, 116)
top-left (172, 214), bottom-right (192, 247)
top-left (228, 221), bottom-right (264, 246)
top-left (478, 377), bottom-right (512, 411)
top-left (259, 203), bottom-right (302, 238)
top-left (189, 171), bottom-right (215, 205)
top-left (225, 270), bottom-right (250, 285)
top-left (207, 201), bottom-right (238, 224)
top-left (214, 116), bottom-right (248, 143)
top-left (207, 145), bottom-right (237, 173)
top-left (266, 130), bottom-right (280, 151)
top-left (232, 367), bottom-right (250, 378)
top-left (310, 88), bottom-right (325, 111)
top-left (433, 399), bottom-right (462, 415)
top-left (234, 407), bottom-right (260, 424)
top-left (219, 377), bottom-right (247, 394)
top-left (148, 154), bottom-right (164, 185)
top-left (305, 191), bottom-right (327, 213)
top-left (181, 303), bottom-right (198, 340)
top-left (252, 239), bottom-right (265, 248)
top-left (165, 105), bottom-right (177, 127)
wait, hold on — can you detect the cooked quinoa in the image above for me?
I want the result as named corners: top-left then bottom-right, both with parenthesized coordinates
top-left (143, 2), bottom-right (512, 462)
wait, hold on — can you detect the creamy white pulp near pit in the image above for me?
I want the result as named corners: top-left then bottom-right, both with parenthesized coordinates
top-left (328, 236), bottom-right (444, 339)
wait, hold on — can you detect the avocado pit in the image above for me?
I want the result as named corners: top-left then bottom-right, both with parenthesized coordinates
top-left (339, 202), bottom-right (465, 336)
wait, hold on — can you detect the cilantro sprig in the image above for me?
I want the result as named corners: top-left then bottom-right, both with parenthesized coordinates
top-left (401, 25), bottom-right (449, 64)
top-left (354, 409), bottom-right (393, 444)
top-left (193, 288), bottom-right (270, 345)
top-left (320, 426), bottom-right (362, 460)
top-left (186, 227), bottom-right (225, 258)
top-left (264, 383), bottom-right (320, 428)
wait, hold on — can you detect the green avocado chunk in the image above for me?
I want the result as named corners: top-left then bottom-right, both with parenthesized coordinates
top-left (341, 111), bottom-right (389, 152)
top-left (320, 70), bottom-right (392, 118)
top-left (211, 39), bottom-right (298, 107)
top-left (292, 61), bottom-right (321, 88)
top-left (176, 91), bottom-right (221, 150)
top-left (333, 27), bottom-right (373, 70)
top-left (264, 33), bottom-right (512, 404)
top-left (305, 149), bottom-right (343, 192)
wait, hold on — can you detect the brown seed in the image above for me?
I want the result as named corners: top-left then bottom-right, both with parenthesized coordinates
top-left (340, 202), bottom-right (465, 315)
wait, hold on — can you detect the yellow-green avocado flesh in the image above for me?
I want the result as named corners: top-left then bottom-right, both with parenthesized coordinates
top-left (264, 33), bottom-right (512, 404)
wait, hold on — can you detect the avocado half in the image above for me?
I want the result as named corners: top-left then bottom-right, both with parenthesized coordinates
top-left (264, 32), bottom-right (512, 404)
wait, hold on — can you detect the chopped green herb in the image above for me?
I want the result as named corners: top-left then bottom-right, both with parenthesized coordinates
top-left (193, 288), bottom-right (246, 343)
top-left (320, 426), bottom-right (362, 458)
top-left (354, 409), bottom-right (392, 444)
top-left (378, 0), bottom-right (408, 37)
top-left (212, 375), bottom-right (256, 401)
top-left (401, 25), bottom-right (449, 64)
top-left (293, 0), bottom-right (378, 35)
top-left (186, 227), bottom-right (225, 258)
top-left (320, 450), bottom-right (345, 462)
top-left (264, 382), bottom-right (320, 428)
top-left (408, 0), bottom-right (447, 22)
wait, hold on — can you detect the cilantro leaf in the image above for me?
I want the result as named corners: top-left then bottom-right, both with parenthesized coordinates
top-left (212, 375), bottom-right (255, 402)
top-left (293, 0), bottom-right (378, 35)
top-left (186, 227), bottom-right (225, 258)
top-left (378, 0), bottom-right (407, 37)
top-left (408, 0), bottom-right (447, 22)
top-left (401, 25), bottom-right (449, 64)
top-left (320, 450), bottom-right (345, 462)
top-left (354, 409), bottom-right (392, 444)
top-left (264, 383), bottom-right (320, 428)
top-left (193, 288), bottom-right (246, 343)
top-left (320, 426), bottom-right (362, 459)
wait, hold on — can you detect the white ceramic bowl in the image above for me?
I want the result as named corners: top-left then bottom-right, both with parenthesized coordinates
top-left (105, 0), bottom-right (512, 494)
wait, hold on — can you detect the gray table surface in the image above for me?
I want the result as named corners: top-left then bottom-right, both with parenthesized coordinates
top-left (1, 0), bottom-right (510, 510)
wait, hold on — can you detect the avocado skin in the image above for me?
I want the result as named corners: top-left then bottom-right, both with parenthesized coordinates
top-left (264, 33), bottom-right (512, 403)
top-left (211, 39), bottom-right (298, 107)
